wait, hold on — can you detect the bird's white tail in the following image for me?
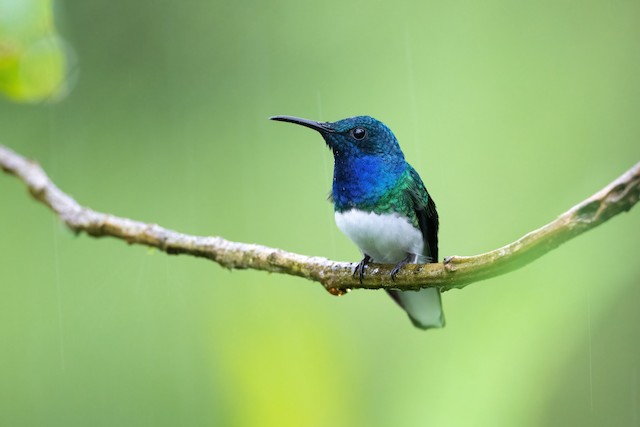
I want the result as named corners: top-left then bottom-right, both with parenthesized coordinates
top-left (387, 288), bottom-right (445, 329)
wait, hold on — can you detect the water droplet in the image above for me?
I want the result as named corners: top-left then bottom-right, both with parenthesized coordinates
top-left (327, 287), bottom-right (351, 296)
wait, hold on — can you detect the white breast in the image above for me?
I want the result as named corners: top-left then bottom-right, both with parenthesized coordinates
top-left (334, 209), bottom-right (424, 264)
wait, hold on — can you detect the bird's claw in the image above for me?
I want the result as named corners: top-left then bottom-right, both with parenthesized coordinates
top-left (390, 261), bottom-right (407, 281)
top-left (353, 255), bottom-right (371, 284)
top-left (391, 253), bottom-right (419, 281)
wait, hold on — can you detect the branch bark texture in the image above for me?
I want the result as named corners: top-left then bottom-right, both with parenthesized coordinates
top-left (1, 145), bottom-right (638, 293)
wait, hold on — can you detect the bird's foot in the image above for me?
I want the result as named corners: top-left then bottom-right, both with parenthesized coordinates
top-left (390, 261), bottom-right (407, 281)
top-left (353, 254), bottom-right (372, 284)
top-left (391, 253), bottom-right (420, 281)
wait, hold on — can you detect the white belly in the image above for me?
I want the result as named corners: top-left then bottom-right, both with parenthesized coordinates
top-left (334, 209), bottom-right (424, 264)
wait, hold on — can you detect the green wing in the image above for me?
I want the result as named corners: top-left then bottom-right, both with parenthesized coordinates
top-left (387, 166), bottom-right (445, 329)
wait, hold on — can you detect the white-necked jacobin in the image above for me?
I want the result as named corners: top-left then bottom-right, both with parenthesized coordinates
top-left (271, 115), bottom-right (445, 330)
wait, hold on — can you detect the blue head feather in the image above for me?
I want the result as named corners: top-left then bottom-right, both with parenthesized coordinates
top-left (323, 116), bottom-right (407, 210)
top-left (270, 115), bottom-right (408, 210)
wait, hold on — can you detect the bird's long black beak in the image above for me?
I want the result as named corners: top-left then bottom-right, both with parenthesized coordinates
top-left (269, 115), bottom-right (335, 133)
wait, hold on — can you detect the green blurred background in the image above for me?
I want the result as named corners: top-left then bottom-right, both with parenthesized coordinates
top-left (1, 1), bottom-right (639, 426)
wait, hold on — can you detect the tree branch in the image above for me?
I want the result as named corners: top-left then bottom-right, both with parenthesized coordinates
top-left (1, 144), bottom-right (639, 294)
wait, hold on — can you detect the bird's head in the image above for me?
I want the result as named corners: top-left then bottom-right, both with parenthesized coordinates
top-left (270, 115), bottom-right (404, 159)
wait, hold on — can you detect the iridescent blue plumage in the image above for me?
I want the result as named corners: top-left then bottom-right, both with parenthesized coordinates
top-left (271, 114), bottom-right (445, 330)
top-left (332, 154), bottom-right (407, 211)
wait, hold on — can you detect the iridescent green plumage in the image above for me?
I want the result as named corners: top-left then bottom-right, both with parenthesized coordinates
top-left (348, 167), bottom-right (426, 225)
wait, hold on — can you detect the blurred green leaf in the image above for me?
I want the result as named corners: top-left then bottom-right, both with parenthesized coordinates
top-left (0, 0), bottom-right (71, 102)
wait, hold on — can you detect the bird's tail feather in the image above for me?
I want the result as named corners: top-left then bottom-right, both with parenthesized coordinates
top-left (387, 288), bottom-right (445, 330)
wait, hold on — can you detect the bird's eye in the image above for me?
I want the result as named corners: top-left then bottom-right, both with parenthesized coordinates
top-left (351, 127), bottom-right (367, 140)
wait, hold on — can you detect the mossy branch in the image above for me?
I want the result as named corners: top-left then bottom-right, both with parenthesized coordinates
top-left (1, 144), bottom-right (638, 294)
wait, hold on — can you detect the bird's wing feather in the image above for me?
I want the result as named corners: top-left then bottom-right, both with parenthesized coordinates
top-left (387, 166), bottom-right (444, 330)
top-left (406, 167), bottom-right (439, 262)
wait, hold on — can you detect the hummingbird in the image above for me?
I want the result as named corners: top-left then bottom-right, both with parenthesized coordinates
top-left (270, 115), bottom-right (445, 330)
